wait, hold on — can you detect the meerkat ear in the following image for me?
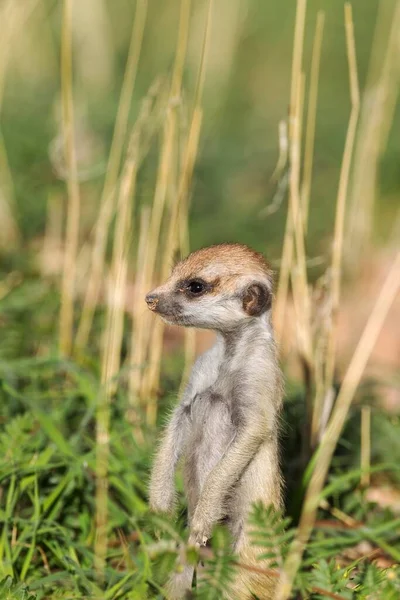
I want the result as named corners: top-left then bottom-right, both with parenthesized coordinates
top-left (242, 283), bottom-right (271, 316)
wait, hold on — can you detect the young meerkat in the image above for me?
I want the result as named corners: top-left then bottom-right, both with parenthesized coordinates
top-left (146, 243), bottom-right (283, 599)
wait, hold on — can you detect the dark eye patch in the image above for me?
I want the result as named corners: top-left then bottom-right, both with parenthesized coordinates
top-left (187, 280), bottom-right (205, 294)
top-left (177, 278), bottom-right (210, 298)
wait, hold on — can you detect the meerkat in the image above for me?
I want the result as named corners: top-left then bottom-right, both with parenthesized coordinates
top-left (146, 243), bottom-right (283, 599)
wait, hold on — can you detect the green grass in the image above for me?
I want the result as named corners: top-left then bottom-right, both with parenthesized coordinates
top-left (1, 272), bottom-right (400, 598)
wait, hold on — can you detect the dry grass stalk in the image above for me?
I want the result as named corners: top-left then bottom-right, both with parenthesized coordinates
top-left (311, 274), bottom-right (331, 450)
top-left (289, 72), bottom-right (313, 367)
top-left (179, 152), bottom-right (198, 401)
top-left (136, 107), bottom-right (178, 412)
top-left (72, 0), bottom-right (115, 94)
top-left (288, 0), bottom-right (307, 142)
top-left (191, 0), bottom-right (213, 112)
top-left (274, 0), bottom-right (307, 348)
top-left (0, 1), bottom-right (15, 110)
top-left (128, 206), bottom-right (150, 434)
top-left (41, 191), bottom-right (63, 275)
top-left (171, 0), bottom-right (192, 101)
top-left (144, 107), bottom-right (203, 425)
top-left (75, 0), bottom-right (148, 351)
top-left (102, 143), bottom-right (138, 387)
top-left (360, 405), bottom-right (371, 487)
top-left (133, 0), bottom-right (192, 415)
top-left (0, 132), bottom-right (19, 249)
top-left (128, 211), bottom-right (151, 407)
top-left (288, 71), bottom-right (314, 463)
top-left (178, 114), bottom-right (197, 399)
top-left (0, 0), bottom-right (41, 110)
top-left (274, 212), bottom-right (293, 350)
top-left (276, 250), bottom-right (400, 599)
top-left (142, 137), bottom-right (178, 424)
top-left (373, 2), bottom-right (400, 152)
top-left (322, 2), bottom-right (360, 430)
top-left (59, 0), bottom-right (81, 357)
top-left (177, 115), bottom-right (203, 399)
top-left (270, 121), bottom-right (289, 186)
top-left (319, 498), bottom-right (358, 529)
top-left (140, 0), bottom-right (192, 290)
top-left (142, 0), bottom-right (212, 423)
top-left (346, 0), bottom-right (400, 269)
top-left (94, 126), bottom-right (140, 578)
top-left (300, 11), bottom-right (325, 231)
top-left (259, 121), bottom-right (289, 219)
top-left (175, 0), bottom-right (213, 397)
top-left (126, 82), bottom-right (171, 409)
top-left (135, 98), bottom-right (188, 413)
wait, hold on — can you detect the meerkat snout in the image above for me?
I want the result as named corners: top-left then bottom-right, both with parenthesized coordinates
top-left (145, 293), bottom-right (159, 311)
top-left (145, 243), bottom-right (273, 330)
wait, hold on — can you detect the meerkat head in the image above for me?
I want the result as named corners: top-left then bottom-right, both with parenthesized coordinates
top-left (145, 243), bottom-right (273, 330)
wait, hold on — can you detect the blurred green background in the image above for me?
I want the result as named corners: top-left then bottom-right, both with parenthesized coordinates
top-left (1, 0), bottom-right (398, 262)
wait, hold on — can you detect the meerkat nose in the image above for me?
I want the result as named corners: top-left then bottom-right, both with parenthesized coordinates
top-left (145, 293), bottom-right (159, 310)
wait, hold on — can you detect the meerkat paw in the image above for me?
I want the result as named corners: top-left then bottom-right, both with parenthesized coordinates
top-left (188, 520), bottom-right (210, 548)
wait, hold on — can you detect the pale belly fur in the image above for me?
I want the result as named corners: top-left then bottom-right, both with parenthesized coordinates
top-left (183, 389), bottom-right (235, 515)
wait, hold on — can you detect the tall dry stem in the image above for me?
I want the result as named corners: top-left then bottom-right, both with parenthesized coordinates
top-left (136, 108), bottom-right (178, 411)
top-left (346, 0), bottom-right (400, 268)
top-left (76, 0), bottom-right (147, 351)
top-left (0, 132), bottom-right (19, 249)
top-left (164, 0), bottom-right (213, 403)
top-left (142, 0), bottom-right (192, 289)
top-left (0, 0), bottom-right (41, 110)
top-left (42, 191), bottom-right (63, 274)
top-left (145, 107), bottom-right (203, 425)
top-left (360, 405), bottom-right (371, 487)
top-left (300, 11), bottom-right (324, 231)
top-left (127, 82), bottom-right (171, 407)
top-left (134, 0), bottom-right (192, 414)
top-left (289, 72), bottom-right (312, 367)
top-left (59, 0), bottom-right (81, 357)
top-left (128, 206), bottom-right (150, 418)
top-left (319, 3), bottom-right (360, 440)
top-left (178, 150), bottom-right (197, 399)
top-left (276, 251), bottom-right (400, 600)
top-left (94, 126), bottom-right (140, 578)
top-left (142, 0), bottom-right (212, 423)
top-left (274, 0), bottom-right (307, 349)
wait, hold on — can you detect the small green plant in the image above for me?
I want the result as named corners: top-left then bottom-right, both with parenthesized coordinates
top-left (0, 577), bottom-right (36, 600)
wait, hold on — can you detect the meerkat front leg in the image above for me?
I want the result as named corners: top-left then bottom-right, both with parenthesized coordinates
top-left (189, 410), bottom-right (270, 546)
top-left (149, 404), bottom-right (190, 514)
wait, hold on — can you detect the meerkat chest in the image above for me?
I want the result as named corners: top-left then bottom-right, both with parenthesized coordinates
top-left (183, 341), bottom-right (241, 456)
top-left (189, 388), bottom-right (233, 429)
top-left (186, 368), bottom-right (239, 450)
top-left (187, 358), bottom-right (239, 429)
top-left (185, 387), bottom-right (235, 492)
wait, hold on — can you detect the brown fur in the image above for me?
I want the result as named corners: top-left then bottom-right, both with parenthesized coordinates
top-left (172, 243), bottom-right (273, 281)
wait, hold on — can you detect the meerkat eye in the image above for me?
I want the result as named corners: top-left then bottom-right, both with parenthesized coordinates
top-left (187, 280), bottom-right (206, 295)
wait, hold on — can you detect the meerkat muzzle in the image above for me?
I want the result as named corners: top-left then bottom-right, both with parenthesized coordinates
top-left (145, 293), bottom-right (159, 311)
